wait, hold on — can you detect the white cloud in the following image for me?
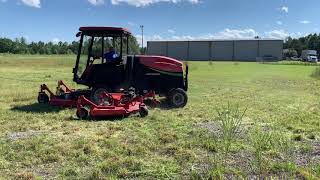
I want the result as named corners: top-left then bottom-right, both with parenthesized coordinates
top-left (168, 28), bottom-right (259, 41)
top-left (168, 29), bottom-right (175, 34)
top-left (52, 38), bottom-right (60, 44)
top-left (276, 21), bottom-right (283, 25)
top-left (264, 30), bottom-right (289, 39)
top-left (136, 34), bottom-right (163, 47)
top-left (110, 0), bottom-right (200, 7)
top-left (128, 22), bottom-right (137, 26)
top-left (88, 0), bottom-right (104, 6)
top-left (172, 35), bottom-right (194, 40)
top-left (24, 35), bottom-right (30, 41)
top-left (265, 30), bottom-right (305, 39)
top-left (210, 28), bottom-right (259, 39)
top-left (300, 20), bottom-right (311, 24)
top-left (21, 0), bottom-right (41, 8)
top-left (280, 6), bottom-right (288, 13)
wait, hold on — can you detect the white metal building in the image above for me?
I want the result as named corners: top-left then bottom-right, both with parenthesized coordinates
top-left (147, 39), bottom-right (283, 61)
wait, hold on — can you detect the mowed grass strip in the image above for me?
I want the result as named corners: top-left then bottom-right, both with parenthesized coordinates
top-left (0, 54), bottom-right (319, 179)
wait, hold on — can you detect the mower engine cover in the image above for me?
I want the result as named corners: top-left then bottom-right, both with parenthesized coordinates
top-left (128, 55), bottom-right (188, 94)
top-left (138, 55), bottom-right (183, 73)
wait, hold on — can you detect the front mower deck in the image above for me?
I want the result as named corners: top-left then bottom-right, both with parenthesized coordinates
top-left (38, 80), bottom-right (90, 107)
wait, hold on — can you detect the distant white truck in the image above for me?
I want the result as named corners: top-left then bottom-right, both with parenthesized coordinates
top-left (301, 50), bottom-right (318, 62)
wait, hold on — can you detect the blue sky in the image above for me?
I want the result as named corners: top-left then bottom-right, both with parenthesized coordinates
top-left (0, 0), bottom-right (319, 46)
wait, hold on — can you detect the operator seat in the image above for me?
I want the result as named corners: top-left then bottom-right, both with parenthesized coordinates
top-left (90, 62), bottom-right (124, 84)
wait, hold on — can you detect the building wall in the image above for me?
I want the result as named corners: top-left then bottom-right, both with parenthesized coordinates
top-left (259, 40), bottom-right (283, 59)
top-left (234, 40), bottom-right (259, 61)
top-left (189, 41), bottom-right (210, 61)
top-left (167, 41), bottom-right (188, 60)
top-left (212, 41), bottom-right (234, 60)
top-left (147, 40), bottom-right (283, 61)
top-left (147, 41), bottom-right (167, 56)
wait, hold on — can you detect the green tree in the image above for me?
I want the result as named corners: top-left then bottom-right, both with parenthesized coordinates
top-left (128, 36), bottom-right (141, 54)
top-left (0, 38), bottom-right (14, 53)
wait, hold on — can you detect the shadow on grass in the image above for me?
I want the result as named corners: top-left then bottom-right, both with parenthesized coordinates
top-left (11, 103), bottom-right (65, 113)
top-left (66, 113), bottom-right (139, 122)
top-left (80, 116), bottom-right (132, 122)
top-left (144, 99), bottom-right (171, 110)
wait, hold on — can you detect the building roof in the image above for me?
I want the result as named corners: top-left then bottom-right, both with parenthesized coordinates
top-left (148, 38), bottom-right (283, 42)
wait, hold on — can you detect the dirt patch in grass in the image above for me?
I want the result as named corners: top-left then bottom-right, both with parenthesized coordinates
top-left (32, 162), bottom-right (61, 179)
top-left (294, 141), bottom-right (320, 167)
top-left (197, 121), bottom-right (251, 139)
top-left (6, 131), bottom-right (48, 141)
top-left (195, 121), bottom-right (320, 178)
top-left (14, 162), bottom-right (61, 180)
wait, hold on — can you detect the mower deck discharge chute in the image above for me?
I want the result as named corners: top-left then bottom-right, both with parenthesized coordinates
top-left (38, 26), bottom-right (189, 111)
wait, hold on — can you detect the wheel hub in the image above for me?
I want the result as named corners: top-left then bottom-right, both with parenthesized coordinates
top-left (172, 93), bottom-right (184, 106)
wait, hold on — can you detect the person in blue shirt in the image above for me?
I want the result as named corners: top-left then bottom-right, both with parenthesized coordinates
top-left (104, 46), bottom-right (118, 62)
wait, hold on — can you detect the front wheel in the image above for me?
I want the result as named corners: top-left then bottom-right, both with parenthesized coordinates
top-left (76, 107), bottom-right (89, 120)
top-left (167, 88), bottom-right (188, 108)
top-left (38, 93), bottom-right (49, 104)
top-left (139, 106), bottom-right (149, 117)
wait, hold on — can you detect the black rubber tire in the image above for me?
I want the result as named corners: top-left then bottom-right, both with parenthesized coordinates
top-left (90, 87), bottom-right (112, 105)
top-left (76, 107), bottom-right (89, 120)
top-left (139, 106), bottom-right (148, 118)
top-left (38, 93), bottom-right (49, 104)
top-left (167, 88), bottom-right (188, 108)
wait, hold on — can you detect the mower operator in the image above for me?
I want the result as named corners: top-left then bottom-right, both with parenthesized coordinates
top-left (104, 47), bottom-right (118, 62)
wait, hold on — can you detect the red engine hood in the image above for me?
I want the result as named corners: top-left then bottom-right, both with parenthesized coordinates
top-left (138, 55), bottom-right (183, 73)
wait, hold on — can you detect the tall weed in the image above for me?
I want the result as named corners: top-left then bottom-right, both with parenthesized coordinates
top-left (216, 103), bottom-right (247, 154)
top-left (250, 127), bottom-right (272, 174)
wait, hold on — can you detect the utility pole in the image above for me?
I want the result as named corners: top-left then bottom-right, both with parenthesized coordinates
top-left (140, 25), bottom-right (144, 54)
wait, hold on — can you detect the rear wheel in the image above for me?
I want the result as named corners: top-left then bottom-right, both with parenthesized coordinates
top-left (38, 93), bottom-right (49, 104)
top-left (76, 107), bottom-right (89, 120)
top-left (91, 87), bottom-right (112, 105)
top-left (167, 88), bottom-right (188, 108)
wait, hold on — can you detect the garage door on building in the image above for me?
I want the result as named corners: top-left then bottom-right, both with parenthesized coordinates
top-left (234, 40), bottom-right (258, 61)
top-left (147, 41), bottom-right (167, 56)
top-left (167, 41), bottom-right (188, 60)
top-left (189, 41), bottom-right (210, 61)
top-left (212, 41), bottom-right (234, 60)
top-left (259, 40), bottom-right (282, 58)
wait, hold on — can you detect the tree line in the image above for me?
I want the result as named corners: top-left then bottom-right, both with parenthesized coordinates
top-left (0, 36), bottom-right (141, 55)
top-left (284, 33), bottom-right (320, 57)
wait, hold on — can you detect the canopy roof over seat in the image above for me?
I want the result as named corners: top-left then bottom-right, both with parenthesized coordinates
top-left (79, 27), bottom-right (131, 37)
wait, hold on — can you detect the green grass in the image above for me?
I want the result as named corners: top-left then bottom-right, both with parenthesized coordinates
top-left (0, 54), bottom-right (320, 179)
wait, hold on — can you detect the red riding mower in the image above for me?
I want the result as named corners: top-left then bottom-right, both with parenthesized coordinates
top-left (38, 27), bottom-right (188, 118)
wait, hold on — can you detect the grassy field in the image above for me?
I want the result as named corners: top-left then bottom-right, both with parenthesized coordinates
top-left (0, 54), bottom-right (320, 179)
